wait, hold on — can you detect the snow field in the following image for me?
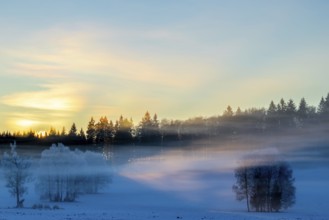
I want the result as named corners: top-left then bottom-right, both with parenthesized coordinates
top-left (0, 144), bottom-right (328, 220)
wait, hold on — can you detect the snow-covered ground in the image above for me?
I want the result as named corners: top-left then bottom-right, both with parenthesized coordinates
top-left (0, 143), bottom-right (328, 220)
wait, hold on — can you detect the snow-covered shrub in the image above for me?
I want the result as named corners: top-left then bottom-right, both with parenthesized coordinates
top-left (36, 143), bottom-right (110, 202)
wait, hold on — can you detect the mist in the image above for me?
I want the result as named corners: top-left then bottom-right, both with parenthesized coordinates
top-left (0, 123), bottom-right (328, 220)
top-left (102, 128), bottom-right (329, 210)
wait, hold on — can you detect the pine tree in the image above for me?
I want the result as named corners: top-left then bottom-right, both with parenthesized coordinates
top-left (138, 111), bottom-right (161, 143)
top-left (60, 126), bottom-right (66, 136)
top-left (325, 93), bottom-right (329, 112)
top-left (49, 127), bottom-right (57, 137)
top-left (286, 99), bottom-right (297, 115)
top-left (95, 117), bottom-right (113, 144)
top-left (318, 93), bottom-right (329, 116)
top-left (277, 98), bottom-right (287, 114)
top-left (297, 98), bottom-right (308, 122)
top-left (223, 105), bottom-right (234, 117)
top-left (286, 99), bottom-right (297, 127)
top-left (114, 115), bottom-right (134, 144)
top-left (68, 123), bottom-right (77, 136)
top-left (266, 101), bottom-right (279, 129)
top-left (86, 117), bottom-right (96, 144)
top-left (267, 101), bottom-right (277, 116)
top-left (79, 128), bottom-right (86, 142)
top-left (152, 113), bottom-right (161, 142)
top-left (318, 97), bottom-right (326, 114)
top-left (236, 107), bottom-right (243, 116)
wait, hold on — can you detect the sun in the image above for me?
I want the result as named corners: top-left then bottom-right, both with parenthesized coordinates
top-left (16, 119), bottom-right (36, 127)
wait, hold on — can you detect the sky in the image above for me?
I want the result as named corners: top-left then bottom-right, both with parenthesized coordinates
top-left (1, 0), bottom-right (329, 132)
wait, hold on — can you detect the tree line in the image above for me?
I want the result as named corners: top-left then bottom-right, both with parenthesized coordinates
top-left (1, 93), bottom-right (329, 146)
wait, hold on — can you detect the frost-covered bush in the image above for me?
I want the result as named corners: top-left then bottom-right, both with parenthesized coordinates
top-left (2, 142), bottom-right (31, 208)
top-left (81, 151), bottom-right (111, 194)
top-left (36, 143), bottom-right (110, 202)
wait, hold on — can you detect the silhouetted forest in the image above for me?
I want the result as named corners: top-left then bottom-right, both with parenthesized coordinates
top-left (1, 93), bottom-right (329, 146)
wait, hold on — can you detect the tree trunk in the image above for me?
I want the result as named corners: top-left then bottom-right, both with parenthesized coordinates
top-left (16, 184), bottom-right (20, 208)
top-left (244, 168), bottom-right (250, 212)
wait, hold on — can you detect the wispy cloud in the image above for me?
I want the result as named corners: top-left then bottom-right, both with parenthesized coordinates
top-left (0, 83), bottom-right (86, 112)
top-left (7, 63), bottom-right (65, 79)
top-left (2, 25), bottom-right (209, 90)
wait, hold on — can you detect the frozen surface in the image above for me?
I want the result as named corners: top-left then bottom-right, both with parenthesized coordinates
top-left (0, 143), bottom-right (328, 220)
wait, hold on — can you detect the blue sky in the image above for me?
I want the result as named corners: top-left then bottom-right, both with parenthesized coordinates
top-left (1, 1), bottom-right (329, 131)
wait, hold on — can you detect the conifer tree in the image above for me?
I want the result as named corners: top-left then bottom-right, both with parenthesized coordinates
top-left (223, 105), bottom-right (234, 117)
top-left (236, 107), bottom-right (243, 116)
top-left (95, 117), bottom-right (113, 144)
top-left (286, 99), bottom-right (297, 115)
top-left (278, 98), bottom-right (287, 114)
top-left (60, 126), bottom-right (66, 136)
top-left (297, 98), bottom-right (308, 122)
top-left (86, 117), bottom-right (96, 144)
top-left (114, 115), bottom-right (134, 144)
top-left (68, 123), bottom-right (77, 136)
top-left (79, 128), bottom-right (86, 142)
top-left (318, 97), bottom-right (326, 114)
top-left (138, 111), bottom-right (161, 143)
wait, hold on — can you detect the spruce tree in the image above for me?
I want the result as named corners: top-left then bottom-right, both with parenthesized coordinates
top-left (267, 101), bottom-right (277, 116)
top-left (114, 115), bottom-right (134, 144)
top-left (86, 117), bottom-right (96, 144)
top-left (297, 98), bottom-right (309, 122)
top-left (138, 111), bottom-right (161, 143)
top-left (286, 99), bottom-right (297, 115)
top-left (68, 123), bottom-right (77, 136)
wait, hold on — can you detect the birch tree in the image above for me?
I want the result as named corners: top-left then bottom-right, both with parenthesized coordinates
top-left (2, 142), bottom-right (31, 207)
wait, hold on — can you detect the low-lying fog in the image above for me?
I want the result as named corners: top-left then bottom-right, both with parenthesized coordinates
top-left (1, 134), bottom-right (328, 214)
top-left (106, 134), bottom-right (329, 211)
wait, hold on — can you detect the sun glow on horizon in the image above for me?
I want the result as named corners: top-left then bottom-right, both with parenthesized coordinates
top-left (37, 130), bottom-right (46, 138)
top-left (16, 119), bottom-right (37, 128)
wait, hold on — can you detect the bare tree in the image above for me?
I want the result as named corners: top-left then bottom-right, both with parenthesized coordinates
top-left (232, 166), bottom-right (251, 212)
top-left (2, 142), bottom-right (31, 208)
top-left (233, 159), bottom-right (295, 212)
